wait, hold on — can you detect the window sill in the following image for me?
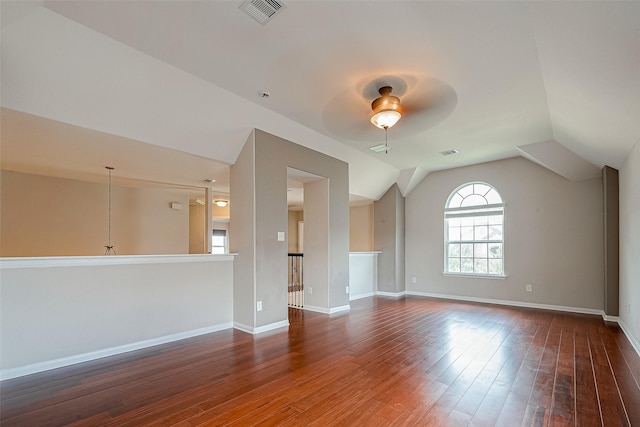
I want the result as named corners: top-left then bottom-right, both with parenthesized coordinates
top-left (443, 272), bottom-right (507, 280)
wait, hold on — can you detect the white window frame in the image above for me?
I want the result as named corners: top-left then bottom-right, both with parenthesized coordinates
top-left (444, 182), bottom-right (505, 278)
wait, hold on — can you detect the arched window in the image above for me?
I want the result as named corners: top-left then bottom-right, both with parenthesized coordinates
top-left (445, 182), bottom-right (504, 276)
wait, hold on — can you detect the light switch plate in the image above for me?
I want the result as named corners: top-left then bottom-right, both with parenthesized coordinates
top-left (277, 232), bottom-right (285, 241)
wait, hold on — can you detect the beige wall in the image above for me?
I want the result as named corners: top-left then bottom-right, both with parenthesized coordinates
top-left (189, 204), bottom-right (205, 254)
top-left (1, 170), bottom-right (189, 256)
top-left (287, 210), bottom-right (303, 253)
top-left (619, 141), bottom-right (640, 349)
top-left (405, 157), bottom-right (604, 310)
top-left (349, 204), bottom-right (374, 252)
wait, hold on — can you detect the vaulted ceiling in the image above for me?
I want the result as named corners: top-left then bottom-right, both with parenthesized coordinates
top-left (2, 1), bottom-right (639, 201)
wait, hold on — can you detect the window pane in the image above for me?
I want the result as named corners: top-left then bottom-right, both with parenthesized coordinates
top-left (448, 217), bottom-right (461, 227)
top-left (474, 226), bottom-right (488, 240)
top-left (458, 185), bottom-right (473, 198)
top-left (448, 258), bottom-right (460, 273)
top-left (448, 244), bottom-right (460, 257)
top-left (211, 247), bottom-right (225, 254)
top-left (474, 216), bottom-right (488, 226)
top-left (461, 258), bottom-right (474, 273)
top-left (474, 258), bottom-right (488, 274)
top-left (461, 244), bottom-right (473, 257)
top-left (487, 215), bottom-right (503, 225)
top-left (474, 183), bottom-right (491, 196)
top-left (489, 259), bottom-right (503, 274)
top-left (461, 194), bottom-right (486, 207)
top-left (461, 226), bottom-right (474, 240)
top-left (474, 243), bottom-right (488, 258)
top-left (448, 193), bottom-right (464, 208)
top-left (488, 243), bottom-right (502, 258)
top-left (212, 236), bottom-right (225, 245)
top-left (448, 226), bottom-right (461, 241)
top-left (485, 189), bottom-right (502, 204)
top-left (460, 217), bottom-right (474, 226)
top-left (489, 225), bottom-right (503, 240)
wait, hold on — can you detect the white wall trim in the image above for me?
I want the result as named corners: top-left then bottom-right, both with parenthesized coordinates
top-left (0, 323), bottom-right (233, 381)
top-left (376, 291), bottom-right (407, 299)
top-left (303, 305), bottom-right (330, 314)
top-left (350, 291), bottom-right (376, 301)
top-left (618, 320), bottom-right (640, 358)
top-left (0, 254), bottom-right (237, 269)
top-left (405, 291), bottom-right (604, 316)
top-left (349, 251), bottom-right (382, 255)
top-left (233, 320), bottom-right (289, 335)
top-left (329, 305), bottom-right (350, 314)
top-left (602, 314), bottom-right (620, 323)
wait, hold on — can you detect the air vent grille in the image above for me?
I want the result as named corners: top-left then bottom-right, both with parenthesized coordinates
top-left (240, 0), bottom-right (286, 25)
top-left (440, 149), bottom-right (459, 156)
top-left (369, 144), bottom-right (392, 153)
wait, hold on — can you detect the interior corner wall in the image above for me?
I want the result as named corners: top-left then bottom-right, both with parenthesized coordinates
top-left (229, 132), bottom-right (256, 329)
top-left (254, 129), bottom-right (349, 317)
top-left (405, 157), bottom-right (604, 310)
top-left (374, 184), bottom-right (405, 293)
top-left (602, 165), bottom-right (620, 316)
top-left (619, 141), bottom-right (640, 348)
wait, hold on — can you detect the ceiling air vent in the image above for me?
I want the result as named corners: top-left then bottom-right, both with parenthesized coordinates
top-left (440, 149), bottom-right (459, 156)
top-left (239, 0), bottom-right (286, 25)
top-left (369, 144), bottom-right (392, 153)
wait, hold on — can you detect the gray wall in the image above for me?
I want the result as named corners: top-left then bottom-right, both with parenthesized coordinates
top-left (231, 129), bottom-right (350, 328)
top-left (603, 165), bottom-right (619, 316)
top-left (303, 179), bottom-right (330, 310)
top-left (374, 184), bottom-right (405, 294)
top-left (230, 133), bottom-right (257, 329)
top-left (619, 141), bottom-right (640, 348)
top-left (405, 157), bottom-right (604, 310)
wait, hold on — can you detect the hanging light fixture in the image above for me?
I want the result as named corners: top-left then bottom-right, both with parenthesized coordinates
top-left (214, 199), bottom-right (229, 207)
top-left (104, 166), bottom-right (116, 255)
top-left (370, 86), bottom-right (402, 130)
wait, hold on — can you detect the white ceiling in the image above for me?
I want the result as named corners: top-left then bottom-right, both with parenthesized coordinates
top-left (2, 1), bottom-right (639, 202)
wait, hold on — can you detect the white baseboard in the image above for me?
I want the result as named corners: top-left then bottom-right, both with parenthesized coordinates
top-left (329, 305), bottom-right (350, 314)
top-left (303, 305), bottom-right (330, 314)
top-left (233, 320), bottom-right (289, 335)
top-left (376, 291), bottom-right (407, 298)
top-left (618, 320), bottom-right (640, 358)
top-left (0, 323), bottom-right (233, 381)
top-left (405, 291), bottom-right (604, 316)
top-left (349, 292), bottom-right (376, 301)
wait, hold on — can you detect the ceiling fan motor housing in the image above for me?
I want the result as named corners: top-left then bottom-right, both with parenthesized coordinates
top-left (371, 86), bottom-right (402, 115)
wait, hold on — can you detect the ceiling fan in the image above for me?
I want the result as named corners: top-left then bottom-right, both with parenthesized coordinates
top-left (370, 86), bottom-right (403, 130)
top-left (321, 75), bottom-right (458, 150)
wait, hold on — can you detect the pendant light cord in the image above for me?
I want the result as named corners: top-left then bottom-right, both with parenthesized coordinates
top-left (105, 166), bottom-right (115, 255)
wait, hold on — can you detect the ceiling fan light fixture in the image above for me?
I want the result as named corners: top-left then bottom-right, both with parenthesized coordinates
top-left (370, 86), bottom-right (402, 129)
top-left (371, 110), bottom-right (401, 129)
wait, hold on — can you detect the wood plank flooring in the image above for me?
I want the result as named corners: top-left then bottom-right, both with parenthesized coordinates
top-left (1, 296), bottom-right (639, 426)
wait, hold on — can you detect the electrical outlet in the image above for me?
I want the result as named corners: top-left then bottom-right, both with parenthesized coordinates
top-left (526, 285), bottom-right (532, 292)
top-left (308, 287), bottom-right (312, 295)
top-left (257, 301), bottom-right (262, 311)
top-left (346, 286), bottom-right (349, 294)
top-left (412, 277), bottom-right (417, 284)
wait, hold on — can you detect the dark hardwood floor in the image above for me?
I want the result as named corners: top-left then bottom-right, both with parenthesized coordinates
top-left (1, 296), bottom-right (639, 426)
